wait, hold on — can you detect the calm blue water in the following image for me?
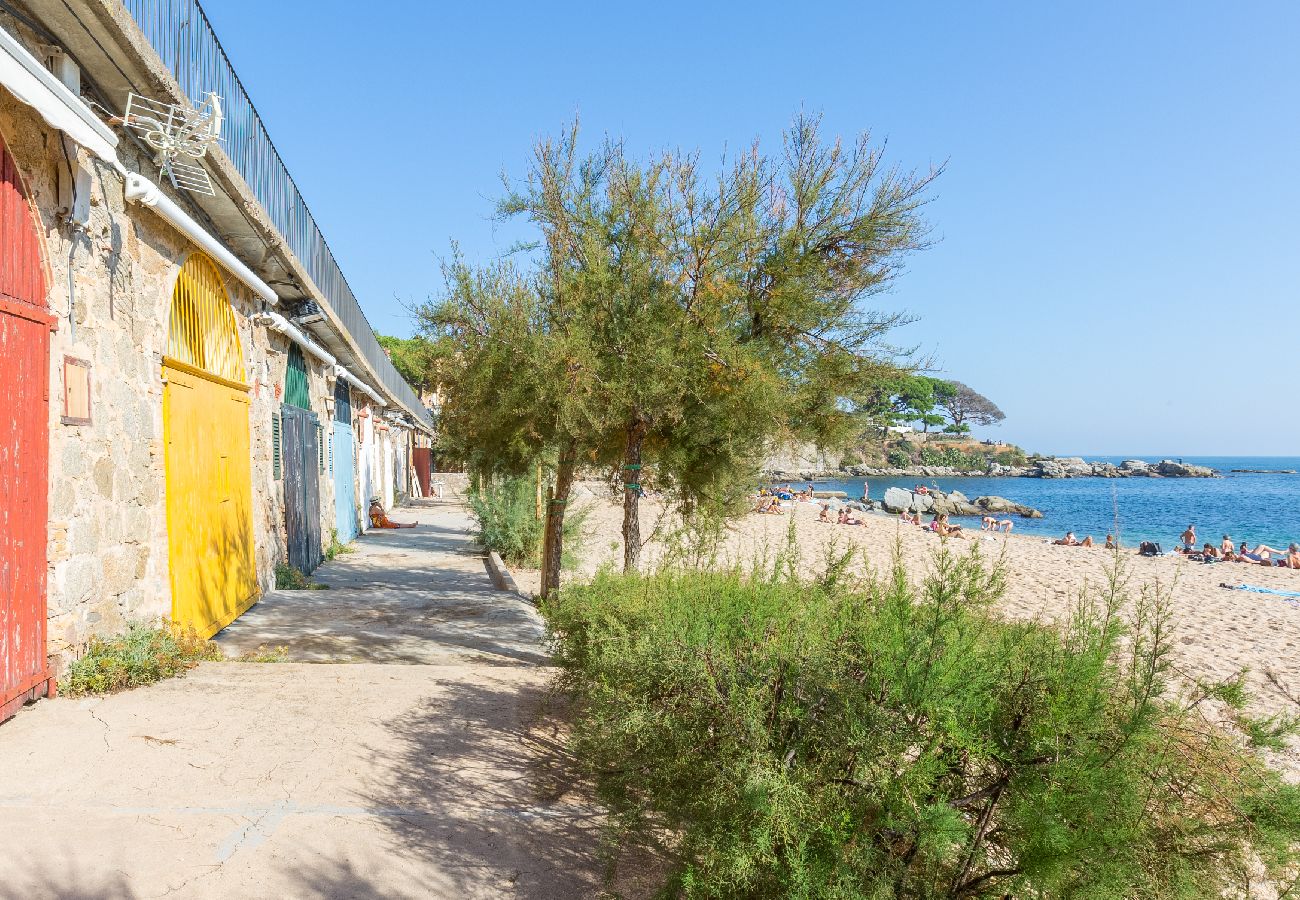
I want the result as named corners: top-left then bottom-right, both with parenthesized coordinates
top-left (801, 457), bottom-right (1300, 549)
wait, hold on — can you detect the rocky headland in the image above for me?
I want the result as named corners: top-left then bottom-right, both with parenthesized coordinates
top-left (766, 456), bottom-right (1217, 483)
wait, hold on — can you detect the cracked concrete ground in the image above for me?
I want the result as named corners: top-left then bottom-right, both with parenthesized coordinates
top-left (0, 499), bottom-right (630, 899)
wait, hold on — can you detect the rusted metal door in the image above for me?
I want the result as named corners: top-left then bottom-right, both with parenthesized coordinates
top-left (281, 403), bottom-right (322, 573)
top-left (0, 137), bottom-right (53, 723)
top-left (412, 448), bottom-right (432, 497)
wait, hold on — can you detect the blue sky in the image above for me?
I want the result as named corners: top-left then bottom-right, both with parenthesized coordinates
top-left (201, 1), bottom-right (1298, 456)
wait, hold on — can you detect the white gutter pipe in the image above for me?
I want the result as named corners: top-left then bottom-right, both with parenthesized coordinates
top-left (124, 173), bottom-right (278, 305)
top-left (254, 311), bottom-right (336, 366)
top-left (334, 364), bottom-right (386, 406)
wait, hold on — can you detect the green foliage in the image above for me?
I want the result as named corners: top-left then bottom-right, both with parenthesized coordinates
top-left (839, 451), bottom-right (863, 467)
top-left (468, 476), bottom-right (545, 567)
top-left (323, 529), bottom-right (354, 561)
top-left (275, 564), bottom-right (327, 590)
top-left (375, 333), bottom-right (441, 395)
top-left (886, 448), bottom-right (913, 468)
top-left (543, 552), bottom-right (1300, 898)
top-left (917, 444), bottom-right (990, 471)
top-left (994, 447), bottom-right (1028, 467)
top-left (60, 622), bottom-right (222, 696)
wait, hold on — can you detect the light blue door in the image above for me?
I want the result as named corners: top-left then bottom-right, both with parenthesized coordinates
top-left (332, 381), bottom-right (358, 541)
top-left (333, 421), bottom-right (357, 541)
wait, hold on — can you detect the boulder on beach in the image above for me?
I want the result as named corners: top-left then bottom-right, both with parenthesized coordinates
top-left (974, 496), bottom-right (1044, 518)
top-left (882, 487), bottom-right (913, 514)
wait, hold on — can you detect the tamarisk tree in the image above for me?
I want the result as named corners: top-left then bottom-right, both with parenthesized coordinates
top-left (428, 115), bottom-right (938, 588)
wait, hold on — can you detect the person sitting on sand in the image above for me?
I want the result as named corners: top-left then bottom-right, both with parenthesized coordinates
top-left (818, 504), bottom-right (833, 523)
top-left (932, 514), bottom-right (964, 539)
top-left (1287, 544), bottom-right (1300, 569)
top-left (1054, 531), bottom-right (1079, 546)
top-left (1221, 534), bottom-right (1235, 557)
top-left (1080, 535), bottom-right (1094, 548)
top-left (1202, 543), bottom-right (1219, 559)
top-left (369, 498), bottom-right (416, 529)
top-left (899, 511), bottom-right (921, 526)
top-left (1105, 534), bottom-right (1118, 550)
top-left (1180, 524), bottom-right (1197, 550)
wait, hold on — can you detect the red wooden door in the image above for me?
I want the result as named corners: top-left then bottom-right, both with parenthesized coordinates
top-left (0, 136), bottom-right (52, 724)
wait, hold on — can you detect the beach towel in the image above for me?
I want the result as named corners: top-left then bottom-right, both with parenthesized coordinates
top-left (1223, 584), bottom-right (1300, 600)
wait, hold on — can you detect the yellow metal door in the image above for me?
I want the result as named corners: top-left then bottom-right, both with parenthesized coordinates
top-left (163, 362), bottom-right (258, 638)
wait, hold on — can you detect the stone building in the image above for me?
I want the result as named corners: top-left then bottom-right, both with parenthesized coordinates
top-left (0, 0), bottom-right (432, 722)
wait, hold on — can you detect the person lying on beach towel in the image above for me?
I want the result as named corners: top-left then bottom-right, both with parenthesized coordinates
top-left (1239, 542), bottom-right (1284, 564)
top-left (1054, 531), bottom-right (1079, 546)
top-left (368, 499), bottom-right (417, 529)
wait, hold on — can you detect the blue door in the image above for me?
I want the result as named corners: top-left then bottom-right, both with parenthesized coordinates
top-left (332, 382), bottom-right (358, 541)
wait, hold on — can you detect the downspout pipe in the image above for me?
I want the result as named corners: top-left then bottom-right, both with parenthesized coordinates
top-left (124, 173), bottom-right (278, 305)
top-left (253, 311), bottom-right (337, 366)
top-left (334, 364), bottom-right (386, 406)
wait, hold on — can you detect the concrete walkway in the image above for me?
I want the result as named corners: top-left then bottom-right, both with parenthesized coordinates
top-left (0, 499), bottom-right (628, 899)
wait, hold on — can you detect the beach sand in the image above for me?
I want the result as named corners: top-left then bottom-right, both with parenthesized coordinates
top-left (515, 483), bottom-right (1300, 776)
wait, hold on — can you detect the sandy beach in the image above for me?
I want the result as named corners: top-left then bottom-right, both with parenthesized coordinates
top-left (515, 482), bottom-right (1300, 775)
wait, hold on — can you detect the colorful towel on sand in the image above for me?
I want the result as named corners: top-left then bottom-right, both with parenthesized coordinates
top-left (1225, 584), bottom-right (1300, 600)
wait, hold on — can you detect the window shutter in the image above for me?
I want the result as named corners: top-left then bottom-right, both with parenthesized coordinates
top-left (272, 412), bottom-right (282, 480)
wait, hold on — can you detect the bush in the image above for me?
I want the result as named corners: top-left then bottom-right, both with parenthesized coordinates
top-left (918, 444), bottom-right (988, 470)
top-left (886, 448), bottom-right (913, 468)
top-left (994, 447), bottom-right (1028, 467)
top-left (61, 622), bottom-right (222, 696)
top-left (839, 451), bottom-right (863, 467)
top-left (275, 563), bottom-right (326, 590)
top-left (469, 474), bottom-right (585, 569)
top-left (468, 475), bottom-right (545, 566)
top-left (543, 549), bottom-right (1300, 898)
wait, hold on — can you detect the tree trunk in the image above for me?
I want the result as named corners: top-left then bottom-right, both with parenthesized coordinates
top-left (621, 420), bottom-right (648, 574)
top-left (541, 447), bottom-right (576, 599)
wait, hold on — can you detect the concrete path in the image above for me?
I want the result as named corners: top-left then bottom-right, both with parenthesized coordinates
top-left (0, 499), bottom-right (633, 899)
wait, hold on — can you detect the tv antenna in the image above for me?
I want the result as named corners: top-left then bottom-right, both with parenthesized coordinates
top-left (123, 91), bottom-right (223, 196)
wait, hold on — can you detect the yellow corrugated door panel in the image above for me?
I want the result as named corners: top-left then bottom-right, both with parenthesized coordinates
top-left (164, 365), bottom-right (258, 638)
top-left (162, 252), bottom-right (258, 639)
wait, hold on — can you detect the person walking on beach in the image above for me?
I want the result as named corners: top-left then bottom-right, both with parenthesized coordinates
top-left (1181, 524), bottom-right (1197, 550)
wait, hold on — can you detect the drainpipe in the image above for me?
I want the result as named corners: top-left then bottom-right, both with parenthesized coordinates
top-left (334, 364), bottom-right (386, 406)
top-left (124, 173), bottom-right (278, 306)
top-left (252, 311), bottom-right (336, 366)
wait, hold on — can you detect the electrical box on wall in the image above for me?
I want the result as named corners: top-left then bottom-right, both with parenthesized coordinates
top-left (58, 159), bottom-right (91, 227)
top-left (61, 356), bottom-right (91, 425)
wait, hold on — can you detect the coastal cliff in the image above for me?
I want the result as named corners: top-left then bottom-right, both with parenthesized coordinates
top-left (766, 455), bottom-right (1217, 482)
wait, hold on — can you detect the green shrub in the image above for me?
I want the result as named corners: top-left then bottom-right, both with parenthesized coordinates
top-left (886, 448), bottom-right (913, 468)
top-left (468, 476), bottom-right (545, 566)
top-left (543, 550), bottom-right (1300, 898)
top-left (323, 528), bottom-right (354, 561)
top-left (61, 622), bottom-right (222, 696)
top-left (839, 451), bottom-right (863, 467)
top-left (275, 563), bottom-right (327, 590)
top-left (468, 475), bottom-right (587, 569)
top-left (994, 447), bottom-right (1028, 467)
top-left (918, 444), bottom-right (988, 470)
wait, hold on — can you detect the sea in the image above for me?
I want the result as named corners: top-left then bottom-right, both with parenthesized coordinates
top-left (799, 457), bottom-right (1300, 550)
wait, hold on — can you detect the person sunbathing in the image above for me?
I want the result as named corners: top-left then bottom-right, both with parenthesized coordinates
top-left (1080, 535), bottom-right (1094, 548)
top-left (1202, 543), bottom-right (1220, 559)
top-left (818, 505), bottom-right (833, 523)
top-left (369, 499), bottom-right (416, 529)
top-left (1286, 544), bottom-right (1300, 569)
top-left (933, 514), bottom-right (964, 539)
top-left (1239, 542), bottom-right (1283, 564)
top-left (1221, 534), bottom-right (1235, 557)
top-left (900, 511), bottom-right (921, 525)
top-left (1105, 534), bottom-right (1118, 550)
top-left (1054, 531), bottom-right (1079, 546)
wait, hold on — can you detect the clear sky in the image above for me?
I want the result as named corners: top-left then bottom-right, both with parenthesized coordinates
top-left (200, 1), bottom-right (1298, 456)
